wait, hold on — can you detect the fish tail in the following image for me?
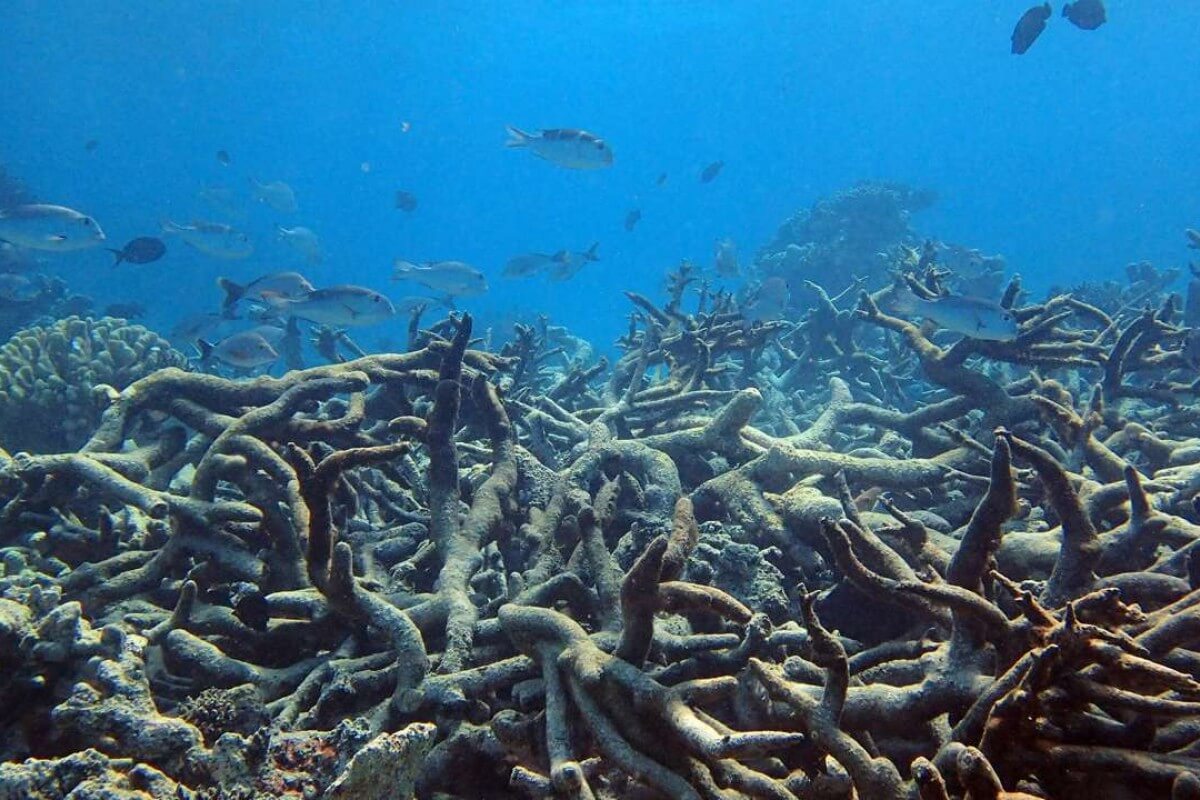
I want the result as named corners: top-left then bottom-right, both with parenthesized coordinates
top-left (583, 241), bottom-right (600, 261)
top-left (217, 277), bottom-right (245, 316)
top-left (106, 248), bottom-right (126, 266)
top-left (196, 339), bottom-right (215, 361)
top-left (505, 125), bottom-right (532, 148)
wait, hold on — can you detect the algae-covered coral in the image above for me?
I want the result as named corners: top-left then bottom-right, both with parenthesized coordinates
top-left (0, 316), bottom-right (188, 454)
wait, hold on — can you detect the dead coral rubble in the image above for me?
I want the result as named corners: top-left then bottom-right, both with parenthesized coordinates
top-left (1, 277), bottom-right (1200, 800)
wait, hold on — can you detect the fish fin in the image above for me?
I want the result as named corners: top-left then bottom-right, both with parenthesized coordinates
top-left (44, 234), bottom-right (67, 243)
top-left (583, 241), bottom-right (600, 261)
top-left (505, 125), bottom-right (533, 148)
top-left (217, 277), bottom-right (245, 314)
top-left (106, 248), bottom-right (126, 266)
top-left (197, 339), bottom-right (215, 361)
top-left (342, 303), bottom-right (359, 318)
top-left (160, 219), bottom-right (181, 235)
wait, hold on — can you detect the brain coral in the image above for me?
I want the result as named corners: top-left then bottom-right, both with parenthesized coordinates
top-left (0, 316), bottom-right (189, 453)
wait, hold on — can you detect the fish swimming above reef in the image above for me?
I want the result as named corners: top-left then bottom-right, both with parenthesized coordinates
top-left (218, 271), bottom-right (315, 317)
top-left (505, 126), bottom-right (614, 169)
top-left (0, 204), bottom-right (106, 252)
top-left (624, 209), bottom-right (642, 232)
top-left (263, 285), bottom-right (397, 327)
top-left (1063, 0), bottom-right (1106, 30)
top-left (893, 288), bottom-right (1020, 341)
top-left (714, 237), bottom-right (739, 278)
top-left (249, 177), bottom-right (298, 214)
top-left (108, 236), bottom-right (166, 266)
top-left (393, 259), bottom-right (489, 297)
top-left (743, 276), bottom-right (790, 322)
top-left (198, 330), bottom-right (280, 369)
top-left (275, 225), bottom-right (323, 264)
top-left (548, 242), bottom-right (600, 282)
top-left (171, 312), bottom-right (231, 345)
top-left (503, 251), bottom-right (566, 279)
top-left (700, 160), bottom-right (724, 183)
top-left (1011, 3), bottom-right (1052, 54)
top-left (162, 220), bottom-right (254, 260)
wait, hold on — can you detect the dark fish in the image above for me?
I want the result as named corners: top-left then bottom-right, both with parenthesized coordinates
top-left (395, 190), bottom-right (418, 212)
top-left (1011, 3), bottom-right (1052, 55)
top-left (700, 161), bottom-right (724, 183)
top-left (84, 139), bottom-right (99, 152)
top-left (624, 209), bottom-right (642, 232)
top-left (233, 589), bottom-right (270, 631)
top-left (1187, 229), bottom-right (1200, 250)
top-left (656, 172), bottom-right (668, 186)
top-left (1063, 0), bottom-right (1106, 30)
top-left (108, 236), bottom-right (166, 266)
top-left (216, 149), bottom-right (231, 166)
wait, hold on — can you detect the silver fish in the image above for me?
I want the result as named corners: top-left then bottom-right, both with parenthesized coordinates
top-left (250, 178), bottom-right (298, 213)
top-left (714, 237), bottom-right (739, 278)
top-left (276, 225), bottom-right (322, 264)
top-left (393, 259), bottom-right (489, 297)
top-left (163, 219), bottom-right (254, 260)
top-left (744, 277), bottom-right (790, 322)
top-left (504, 251), bottom-right (568, 279)
top-left (218, 271), bottom-right (315, 316)
top-left (0, 204), bottom-right (106, 252)
top-left (172, 312), bottom-right (235, 345)
top-left (548, 243), bottom-right (600, 282)
top-left (505, 126), bottom-right (614, 170)
top-left (199, 330), bottom-right (279, 369)
top-left (893, 289), bottom-right (1019, 342)
top-left (264, 285), bottom-right (397, 327)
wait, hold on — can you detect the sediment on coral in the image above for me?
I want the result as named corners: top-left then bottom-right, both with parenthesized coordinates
top-left (2, 243), bottom-right (1200, 799)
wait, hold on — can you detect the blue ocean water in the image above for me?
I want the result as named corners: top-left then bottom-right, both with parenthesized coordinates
top-left (1, 1), bottom-right (1197, 349)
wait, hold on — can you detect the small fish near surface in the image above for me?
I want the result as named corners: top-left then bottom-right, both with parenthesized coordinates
top-left (714, 237), bottom-right (739, 278)
top-left (699, 161), bottom-right (724, 184)
top-left (275, 224), bottom-right (323, 264)
top-left (548, 242), bottom-right (600, 282)
top-left (198, 330), bottom-right (280, 369)
top-left (1185, 228), bottom-right (1200, 249)
top-left (1063, 0), bottom-right (1106, 30)
top-left (505, 126), bottom-right (614, 170)
top-left (216, 150), bottom-right (232, 166)
top-left (893, 288), bottom-right (1020, 342)
top-left (263, 285), bottom-right (397, 327)
top-left (1012, 3), bottom-right (1052, 55)
top-left (162, 219), bottom-right (254, 260)
top-left (395, 190), bottom-right (418, 212)
top-left (218, 271), bottom-right (315, 316)
top-left (249, 177), bottom-right (298, 214)
top-left (656, 172), bottom-right (668, 186)
top-left (108, 236), bottom-right (166, 266)
top-left (0, 204), bottom-right (106, 252)
top-left (393, 259), bottom-right (489, 297)
top-left (624, 209), bottom-right (642, 232)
